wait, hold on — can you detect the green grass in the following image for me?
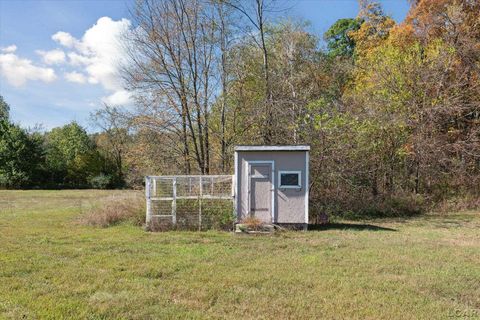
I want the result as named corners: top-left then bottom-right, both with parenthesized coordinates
top-left (0, 190), bottom-right (479, 319)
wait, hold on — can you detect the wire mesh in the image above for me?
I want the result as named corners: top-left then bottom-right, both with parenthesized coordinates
top-left (145, 175), bottom-right (234, 231)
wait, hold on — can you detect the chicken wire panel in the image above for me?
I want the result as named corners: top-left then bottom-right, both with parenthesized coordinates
top-left (150, 199), bottom-right (173, 216)
top-left (147, 176), bottom-right (232, 199)
top-left (149, 177), bottom-right (174, 198)
top-left (201, 176), bottom-right (232, 198)
top-left (176, 176), bottom-right (201, 198)
top-left (199, 198), bottom-right (234, 230)
top-left (145, 175), bottom-right (234, 230)
top-left (175, 198), bottom-right (234, 230)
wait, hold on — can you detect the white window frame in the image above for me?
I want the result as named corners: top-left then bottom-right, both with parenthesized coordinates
top-left (278, 170), bottom-right (302, 189)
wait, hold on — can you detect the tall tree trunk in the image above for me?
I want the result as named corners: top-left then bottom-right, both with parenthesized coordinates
top-left (257, 0), bottom-right (273, 144)
top-left (372, 167), bottom-right (379, 197)
top-left (204, 111), bottom-right (210, 174)
top-left (182, 108), bottom-right (191, 174)
top-left (219, 3), bottom-right (228, 172)
top-left (414, 160), bottom-right (420, 194)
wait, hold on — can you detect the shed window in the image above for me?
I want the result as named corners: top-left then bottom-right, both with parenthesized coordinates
top-left (278, 171), bottom-right (301, 188)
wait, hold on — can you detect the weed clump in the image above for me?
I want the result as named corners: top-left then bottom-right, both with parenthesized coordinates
top-left (79, 193), bottom-right (145, 227)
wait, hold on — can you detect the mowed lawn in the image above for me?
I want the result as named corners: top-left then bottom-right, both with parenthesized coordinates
top-left (0, 190), bottom-right (479, 319)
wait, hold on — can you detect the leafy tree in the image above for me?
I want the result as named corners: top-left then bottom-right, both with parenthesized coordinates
top-left (0, 95), bottom-right (10, 121)
top-left (45, 122), bottom-right (100, 186)
top-left (0, 120), bottom-right (43, 188)
top-left (337, 0), bottom-right (480, 204)
top-left (350, 0), bottom-right (396, 57)
top-left (324, 18), bottom-right (362, 57)
top-left (268, 20), bottom-right (322, 143)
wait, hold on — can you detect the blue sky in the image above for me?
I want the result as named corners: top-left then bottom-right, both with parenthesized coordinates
top-left (0, 0), bottom-right (410, 131)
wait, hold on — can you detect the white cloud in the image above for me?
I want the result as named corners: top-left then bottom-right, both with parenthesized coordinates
top-left (52, 31), bottom-right (79, 48)
top-left (102, 90), bottom-right (131, 106)
top-left (67, 52), bottom-right (90, 66)
top-left (0, 52), bottom-right (56, 87)
top-left (53, 17), bottom-right (132, 105)
top-left (64, 71), bottom-right (87, 84)
top-left (36, 49), bottom-right (66, 65)
top-left (88, 77), bottom-right (99, 85)
top-left (1, 45), bottom-right (17, 53)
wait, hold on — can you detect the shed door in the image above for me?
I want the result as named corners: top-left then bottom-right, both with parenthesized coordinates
top-left (249, 164), bottom-right (272, 223)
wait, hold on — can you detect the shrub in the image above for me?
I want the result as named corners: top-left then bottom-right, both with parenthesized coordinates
top-left (201, 199), bottom-right (235, 230)
top-left (79, 193), bottom-right (145, 227)
top-left (88, 173), bottom-right (112, 189)
top-left (314, 193), bottom-right (426, 220)
top-left (433, 194), bottom-right (480, 213)
top-left (349, 194), bottom-right (426, 219)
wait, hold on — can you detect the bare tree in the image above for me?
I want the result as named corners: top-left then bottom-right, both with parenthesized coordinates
top-left (124, 0), bottom-right (218, 174)
top-left (91, 105), bottom-right (131, 184)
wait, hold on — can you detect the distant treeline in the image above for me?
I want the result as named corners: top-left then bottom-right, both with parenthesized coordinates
top-left (0, 103), bottom-right (124, 189)
top-left (2, 0), bottom-right (480, 218)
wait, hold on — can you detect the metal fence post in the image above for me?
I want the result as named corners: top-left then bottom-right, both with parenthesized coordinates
top-left (153, 178), bottom-right (157, 197)
top-left (231, 174), bottom-right (236, 220)
top-left (145, 176), bottom-right (152, 225)
top-left (172, 178), bottom-right (177, 226)
top-left (199, 176), bottom-right (203, 231)
top-left (211, 176), bottom-right (214, 195)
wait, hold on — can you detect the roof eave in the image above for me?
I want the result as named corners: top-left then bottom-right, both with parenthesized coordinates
top-left (234, 145), bottom-right (310, 152)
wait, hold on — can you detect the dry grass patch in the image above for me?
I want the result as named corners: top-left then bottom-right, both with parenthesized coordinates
top-left (78, 192), bottom-right (145, 227)
top-left (240, 217), bottom-right (264, 230)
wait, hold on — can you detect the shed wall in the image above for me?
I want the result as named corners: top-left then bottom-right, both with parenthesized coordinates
top-left (236, 151), bottom-right (307, 224)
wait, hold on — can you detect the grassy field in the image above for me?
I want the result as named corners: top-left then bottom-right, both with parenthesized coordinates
top-left (0, 190), bottom-right (479, 319)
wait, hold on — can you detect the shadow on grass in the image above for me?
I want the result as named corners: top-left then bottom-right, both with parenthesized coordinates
top-left (308, 223), bottom-right (397, 232)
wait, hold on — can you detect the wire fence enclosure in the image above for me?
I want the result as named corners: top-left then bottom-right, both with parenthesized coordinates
top-left (145, 175), bottom-right (235, 231)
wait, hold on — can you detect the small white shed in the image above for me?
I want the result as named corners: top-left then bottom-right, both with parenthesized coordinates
top-left (234, 145), bottom-right (310, 229)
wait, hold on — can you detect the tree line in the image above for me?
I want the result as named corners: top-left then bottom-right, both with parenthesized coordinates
top-left (0, 97), bottom-right (125, 189)
top-left (2, 0), bottom-right (479, 217)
